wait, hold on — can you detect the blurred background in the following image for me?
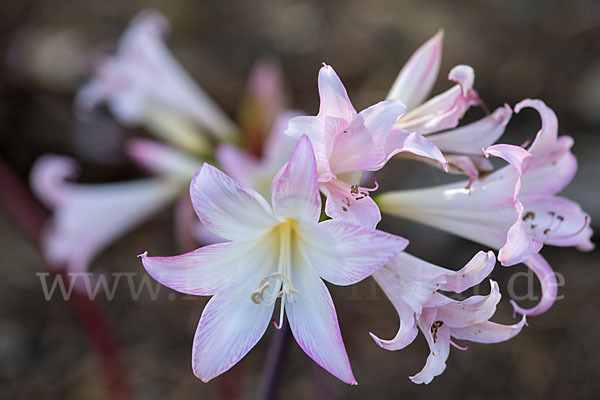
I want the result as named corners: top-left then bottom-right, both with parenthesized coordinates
top-left (1, 0), bottom-right (599, 399)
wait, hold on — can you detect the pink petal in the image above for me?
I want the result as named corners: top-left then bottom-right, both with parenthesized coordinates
top-left (428, 105), bottom-right (513, 155)
top-left (515, 99), bottom-right (558, 157)
top-left (443, 154), bottom-right (493, 182)
top-left (126, 138), bottom-right (202, 179)
top-left (215, 144), bottom-right (262, 188)
top-left (317, 64), bottom-right (357, 122)
top-left (139, 241), bottom-right (257, 295)
top-left (190, 164), bottom-right (277, 241)
top-left (410, 308), bottom-right (450, 384)
top-left (271, 135), bottom-right (321, 222)
top-left (192, 276), bottom-right (275, 382)
top-left (30, 155), bottom-right (178, 274)
top-left (378, 128), bottom-right (447, 170)
top-left (397, 65), bottom-right (480, 135)
top-left (498, 199), bottom-right (543, 266)
top-left (321, 179), bottom-right (382, 229)
top-left (510, 254), bottom-right (558, 316)
top-left (434, 280), bottom-right (501, 328)
top-left (300, 219), bottom-right (408, 286)
top-left (483, 144), bottom-right (532, 178)
top-left (439, 251), bottom-right (496, 293)
top-left (263, 111), bottom-right (302, 164)
top-left (451, 316), bottom-right (527, 344)
top-left (286, 266), bottom-right (356, 384)
top-left (387, 31), bottom-right (443, 109)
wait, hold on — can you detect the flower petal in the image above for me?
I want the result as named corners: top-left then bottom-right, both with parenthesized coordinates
top-left (428, 105), bottom-right (513, 155)
top-left (126, 138), bottom-right (202, 180)
top-left (139, 240), bottom-right (265, 296)
top-left (451, 316), bottom-right (527, 344)
top-left (510, 254), bottom-right (558, 316)
top-left (271, 135), bottom-right (321, 222)
top-left (386, 31), bottom-right (443, 109)
top-left (439, 251), bottom-right (496, 293)
top-left (190, 164), bottom-right (277, 241)
top-left (434, 280), bottom-right (501, 328)
top-left (30, 155), bottom-right (179, 273)
top-left (299, 219), bottom-right (408, 286)
top-left (286, 266), bottom-right (356, 384)
top-left (317, 64), bottom-right (357, 122)
top-left (397, 65), bottom-right (480, 135)
top-left (215, 144), bottom-right (262, 188)
top-left (321, 180), bottom-right (382, 229)
top-left (379, 128), bottom-right (447, 170)
top-left (192, 269), bottom-right (275, 382)
top-left (410, 308), bottom-right (450, 384)
top-left (515, 99), bottom-right (558, 157)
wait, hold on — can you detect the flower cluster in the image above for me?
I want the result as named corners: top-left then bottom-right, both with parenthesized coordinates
top-left (32, 10), bottom-right (593, 385)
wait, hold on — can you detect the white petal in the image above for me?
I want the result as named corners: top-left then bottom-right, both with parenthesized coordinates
top-left (286, 265), bottom-right (356, 384)
top-left (410, 308), bottom-right (450, 384)
top-left (317, 64), bottom-right (357, 122)
top-left (387, 31), bottom-right (443, 109)
top-left (298, 220), bottom-right (408, 286)
top-left (190, 164), bottom-right (277, 241)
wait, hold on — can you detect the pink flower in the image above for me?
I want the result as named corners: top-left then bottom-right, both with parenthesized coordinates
top-left (286, 64), bottom-right (443, 228)
top-left (139, 136), bottom-right (408, 383)
top-left (371, 251), bottom-right (526, 384)
top-left (75, 9), bottom-right (237, 142)
top-left (387, 31), bottom-right (513, 182)
top-left (30, 140), bottom-right (201, 274)
top-left (377, 99), bottom-right (593, 315)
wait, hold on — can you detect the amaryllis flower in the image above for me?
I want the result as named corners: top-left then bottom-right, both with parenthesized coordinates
top-left (386, 31), bottom-right (513, 182)
top-left (286, 64), bottom-right (446, 228)
top-left (371, 251), bottom-right (525, 384)
top-left (139, 136), bottom-right (408, 383)
top-left (75, 9), bottom-right (237, 143)
top-left (376, 99), bottom-right (593, 315)
top-left (30, 140), bottom-right (201, 274)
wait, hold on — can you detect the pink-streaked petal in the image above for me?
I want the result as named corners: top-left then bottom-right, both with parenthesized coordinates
top-left (483, 144), bottom-right (532, 177)
top-left (126, 138), bottom-right (202, 180)
top-left (215, 144), bottom-right (262, 188)
top-left (519, 195), bottom-right (594, 250)
top-left (498, 200), bottom-right (543, 266)
top-left (410, 308), bottom-right (450, 384)
top-left (520, 136), bottom-right (577, 196)
top-left (515, 99), bottom-right (558, 157)
top-left (190, 164), bottom-right (277, 241)
top-left (299, 219), bottom-right (408, 286)
top-left (428, 105), bottom-right (513, 155)
top-left (140, 241), bottom-right (261, 296)
top-left (317, 64), bottom-right (357, 122)
top-left (271, 135), bottom-right (321, 222)
top-left (192, 223), bottom-right (226, 245)
top-left (192, 273), bottom-right (275, 382)
top-left (30, 155), bottom-right (178, 273)
top-left (451, 316), bottom-right (527, 344)
top-left (378, 128), bottom-right (447, 170)
top-left (440, 251), bottom-right (496, 293)
top-left (386, 31), bottom-right (443, 109)
top-left (397, 65), bottom-right (479, 135)
top-left (434, 280), bottom-right (501, 328)
top-left (286, 266), bottom-right (356, 384)
top-left (321, 180), bottom-right (382, 229)
top-left (510, 254), bottom-right (558, 316)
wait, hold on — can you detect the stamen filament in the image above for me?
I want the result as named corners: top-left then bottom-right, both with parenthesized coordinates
top-left (438, 330), bottom-right (470, 351)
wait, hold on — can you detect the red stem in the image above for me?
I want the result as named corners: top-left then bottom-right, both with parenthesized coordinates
top-left (0, 155), bottom-right (131, 400)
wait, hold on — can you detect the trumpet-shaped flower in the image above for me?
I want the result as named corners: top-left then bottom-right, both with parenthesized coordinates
top-left (30, 141), bottom-right (201, 274)
top-left (286, 64), bottom-right (446, 228)
top-left (76, 9), bottom-right (237, 142)
top-left (387, 31), bottom-right (513, 181)
top-left (377, 99), bottom-right (593, 315)
top-left (371, 251), bottom-right (525, 384)
top-left (139, 136), bottom-right (408, 383)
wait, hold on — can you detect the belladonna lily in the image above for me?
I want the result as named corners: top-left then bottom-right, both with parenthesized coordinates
top-left (30, 139), bottom-right (201, 275)
top-left (75, 9), bottom-right (238, 147)
top-left (386, 31), bottom-right (514, 182)
top-left (376, 99), bottom-right (593, 315)
top-left (286, 64), bottom-right (447, 228)
top-left (371, 251), bottom-right (526, 384)
top-left (139, 136), bottom-right (408, 383)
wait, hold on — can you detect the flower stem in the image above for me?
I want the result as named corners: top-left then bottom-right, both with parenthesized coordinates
top-left (255, 318), bottom-right (292, 400)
